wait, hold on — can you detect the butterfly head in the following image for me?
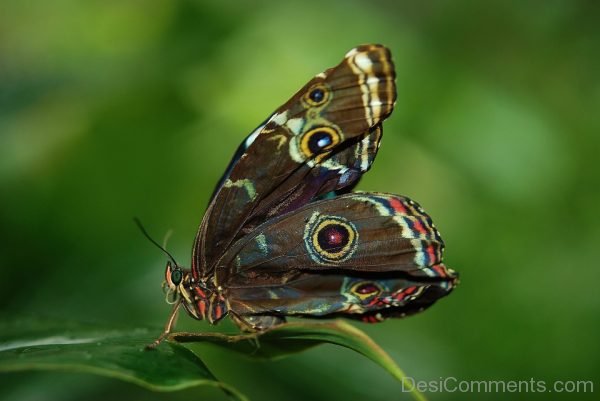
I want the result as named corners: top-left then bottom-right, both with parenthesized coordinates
top-left (163, 261), bottom-right (193, 305)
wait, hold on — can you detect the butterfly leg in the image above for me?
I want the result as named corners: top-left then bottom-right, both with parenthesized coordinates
top-left (146, 301), bottom-right (181, 349)
top-left (229, 314), bottom-right (286, 351)
top-left (230, 313), bottom-right (286, 332)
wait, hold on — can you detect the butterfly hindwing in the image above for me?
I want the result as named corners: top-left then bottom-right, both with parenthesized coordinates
top-left (228, 273), bottom-right (454, 325)
top-left (194, 45), bottom-right (396, 277)
top-left (221, 193), bottom-right (456, 324)
top-left (222, 193), bottom-right (448, 279)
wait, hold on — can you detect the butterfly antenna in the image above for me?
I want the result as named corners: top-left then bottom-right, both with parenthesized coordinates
top-left (134, 217), bottom-right (179, 266)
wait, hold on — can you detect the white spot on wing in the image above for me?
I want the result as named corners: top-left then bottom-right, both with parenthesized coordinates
top-left (271, 110), bottom-right (289, 126)
top-left (289, 136), bottom-right (305, 163)
top-left (393, 215), bottom-right (413, 238)
top-left (360, 134), bottom-right (371, 171)
top-left (411, 239), bottom-right (429, 270)
top-left (256, 233), bottom-right (268, 255)
top-left (285, 118), bottom-right (304, 135)
top-left (345, 48), bottom-right (359, 58)
top-left (339, 169), bottom-right (353, 185)
top-left (224, 179), bottom-right (257, 200)
top-left (355, 53), bottom-right (373, 71)
top-left (246, 126), bottom-right (262, 147)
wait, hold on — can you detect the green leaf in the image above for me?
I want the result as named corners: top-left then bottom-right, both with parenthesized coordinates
top-left (172, 320), bottom-right (427, 401)
top-left (0, 318), bottom-right (426, 401)
top-left (0, 318), bottom-right (246, 401)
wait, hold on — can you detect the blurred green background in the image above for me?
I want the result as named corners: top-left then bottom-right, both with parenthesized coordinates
top-left (1, 0), bottom-right (598, 400)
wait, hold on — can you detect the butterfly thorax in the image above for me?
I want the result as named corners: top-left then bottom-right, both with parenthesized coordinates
top-left (165, 262), bottom-right (228, 325)
top-left (182, 277), bottom-right (228, 324)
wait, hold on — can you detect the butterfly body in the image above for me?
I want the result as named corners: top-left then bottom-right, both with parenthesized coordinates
top-left (151, 45), bottom-right (457, 346)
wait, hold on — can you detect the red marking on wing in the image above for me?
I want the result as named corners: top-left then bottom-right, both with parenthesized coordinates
top-left (393, 286), bottom-right (417, 302)
top-left (388, 197), bottom-right (407, 213)
top-left (367, 297), bottom-right (380, 307)
top-left (432, 264), bottom-right (447, 278)
top-left (393, 293), bottom-right (405, 301)
top-left (426, 244), bottom-right (437, 265)
top-left (413, 218), bottom-right (428, 235)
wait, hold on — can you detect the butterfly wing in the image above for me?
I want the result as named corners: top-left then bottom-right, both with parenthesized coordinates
top-left (228, 273), bottom-right (454, 326)
top-left (194, 45), bottom-right (396, 277)
top-left (220, 193), bottom-right (457, 324)
top-left (244, 124), bottom-right (384, 227)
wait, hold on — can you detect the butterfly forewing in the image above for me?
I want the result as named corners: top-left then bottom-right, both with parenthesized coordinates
top-left (242, 124), bottom-right (384, 231)
top-left (194, 44), bottom-right (397, 278)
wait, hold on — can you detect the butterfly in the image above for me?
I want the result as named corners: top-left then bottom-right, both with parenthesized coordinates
top-left (147, 44), bottom-right (458, 348)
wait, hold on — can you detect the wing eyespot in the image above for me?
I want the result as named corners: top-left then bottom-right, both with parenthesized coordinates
top-left (303, 83), bottom-right (331, 107)
top-left (350, 281), bottom-right (383, 301)
top-left (304, 213), bottom-right (359, 264)
top-left (299, 126), bottom-right (341, 158)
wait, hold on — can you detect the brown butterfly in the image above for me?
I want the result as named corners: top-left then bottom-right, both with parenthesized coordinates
top-left (147, 44), bottom-right (458, 347)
